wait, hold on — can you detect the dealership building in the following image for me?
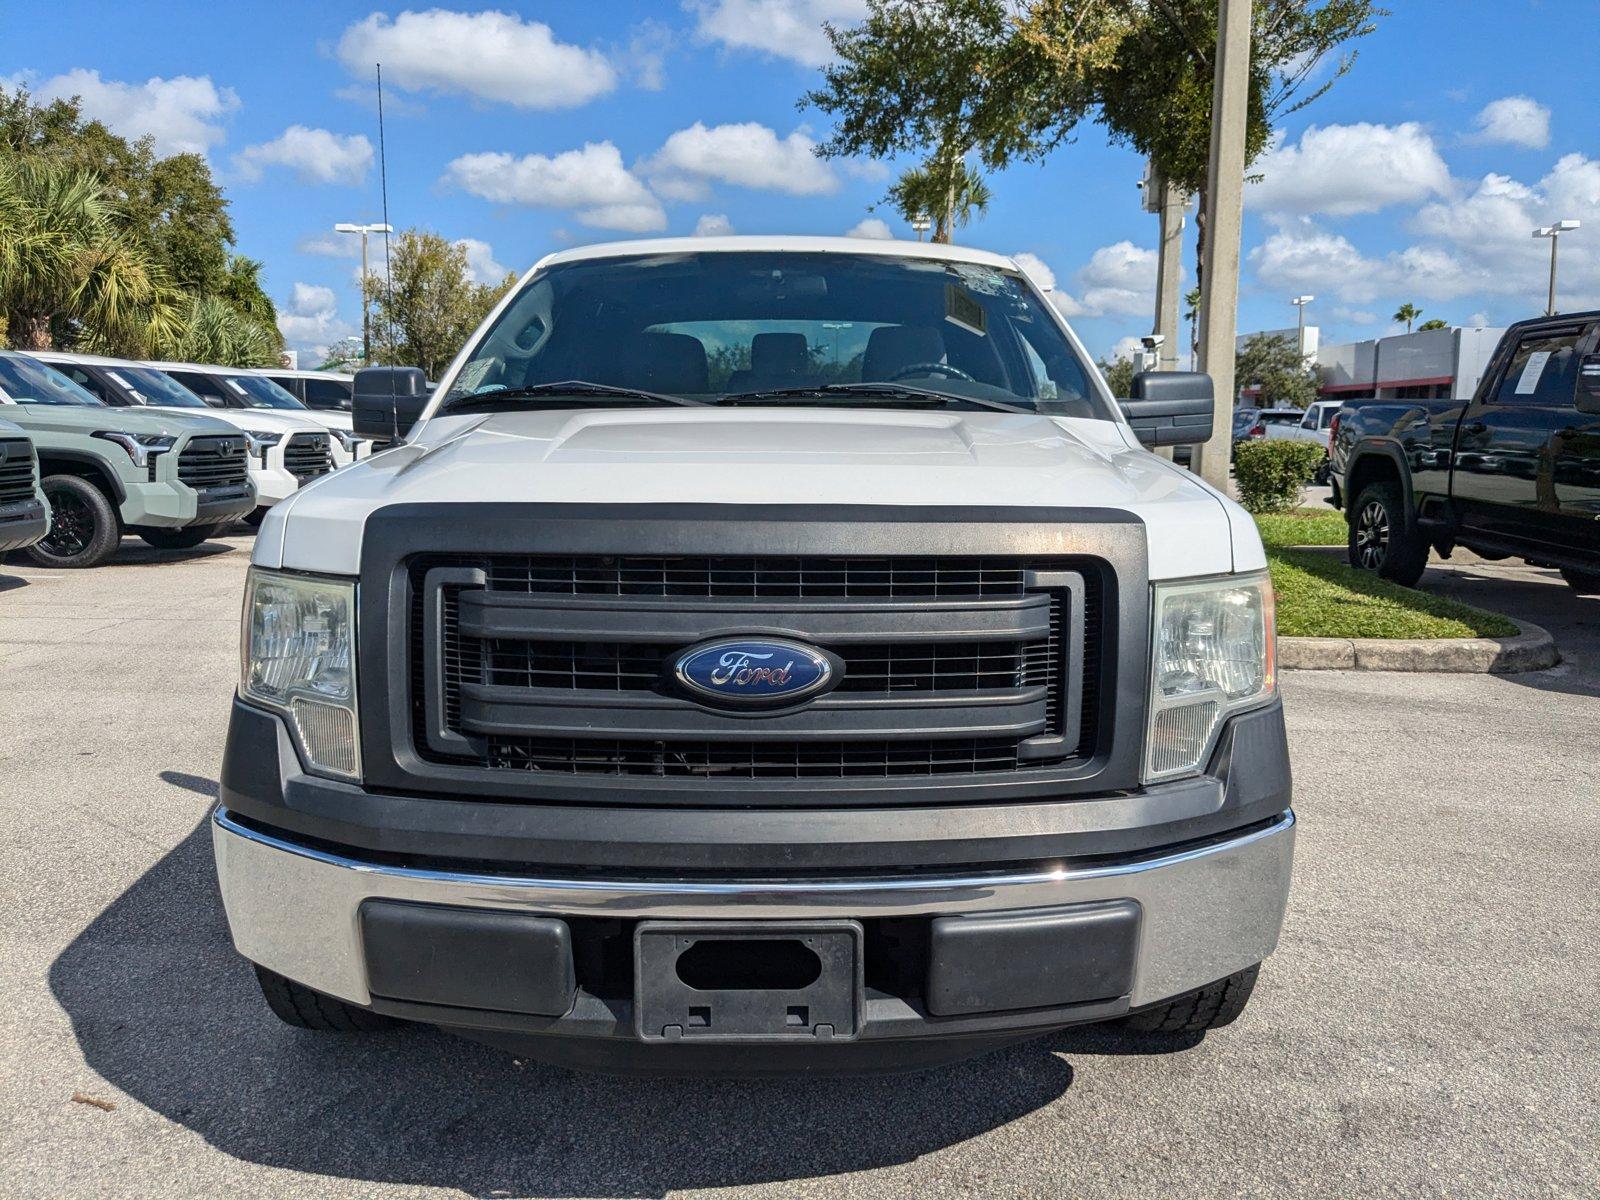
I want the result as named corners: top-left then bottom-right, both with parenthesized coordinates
top-left (1234, 324), bottom-right (1505, 404)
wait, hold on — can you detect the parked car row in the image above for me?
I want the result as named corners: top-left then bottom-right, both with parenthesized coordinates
top-left (0, 352), bottom-right (367, 568)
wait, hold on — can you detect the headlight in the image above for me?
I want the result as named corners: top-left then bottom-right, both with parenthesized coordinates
top-left (244, 431), bottom-right (282, 463)
top-left (92, 430), bottom-right (175, 469)
top-left (241, 568), bottom-right (360, 781)
top-left (1144, 571), bottom-right (1275, 784)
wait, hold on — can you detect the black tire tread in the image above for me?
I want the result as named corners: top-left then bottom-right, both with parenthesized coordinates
top-left (1559, 567), bottom-right (1600, 595)
top-left (1349, 479), bottom-right (1427, 587)
top-left (253, 964), bottom-right (398, 1032)
top-left (1123, 964), bottom-right (1260, 1034)
top-left (26, 475), bottom-right (121, 569)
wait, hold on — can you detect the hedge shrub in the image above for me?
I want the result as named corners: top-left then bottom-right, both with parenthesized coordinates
top-left (1234, 440), bottom-right (1326, 514)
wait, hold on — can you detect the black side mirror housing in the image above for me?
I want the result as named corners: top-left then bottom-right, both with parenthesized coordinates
top-left (1577, 354), bottom-right (1600, 415)
top-left (1119, 371), bottom-right (1216, 447)
top-left (352, 367), bottom-right (431, 440)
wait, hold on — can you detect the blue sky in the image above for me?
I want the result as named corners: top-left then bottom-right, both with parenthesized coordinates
top-left (5, 1), bottom-right (1598, 365)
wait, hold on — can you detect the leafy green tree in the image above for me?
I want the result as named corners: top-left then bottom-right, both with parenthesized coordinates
top-left (1236, 332), bottom-right (1318, 409)
top-left (1416, 318), bottom-right (1449, 332)
top-left (1393, 302), bottom-right (1421, 333)
top-left (1184, 285), bottom-right (1202, 362)
top-left (1097, 356), bottom-right (1137, 397)
top-left (0, 157), bottom-right (183, 354)
top-left (319, 335), bottom-right (365, 372)
top-left (365, 230), bottom-right (515, 379)
top-left (888, 158), bottom-right (992, 242)
top-left (155, 294), bottom-right (279, 367)
top-left (808, 1), bottom-right (1381, 283)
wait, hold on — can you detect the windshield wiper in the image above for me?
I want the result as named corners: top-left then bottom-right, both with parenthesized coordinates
top-left (446, 380), bottom-right (705, 410)
top-left (716, 383), bottom-right (1032, 415)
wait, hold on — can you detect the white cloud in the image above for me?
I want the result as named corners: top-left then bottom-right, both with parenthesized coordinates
top-left (336, 10), bottom-right (615, 110)
top-left (298, 233), bottom-right (359, 258)
top-left (1471, 96), bottom-right (1550, 150)
top-left (1331, 306), bottom-right (1378, 325)
top-left (9, 69), bottom-right (236, 157)
top-left (1108, 336), bottom-right (1144, 364)
top-left (455, 238), bottom-right (508, 284)
top-left (277, 282), bottom-right (355, 359)
top-left (1250, 223), bottom-right (1483, 305)
top-left (443, 142), bottom-right (666, 232)
top-left (693, 213), bottom-right (735, 237)
top-left (234, 126), bottom-right (373, 185)
top-left (642, 122), bottom-right (836, 199)
top-left (1248, 123), bottom-right (1452, 217)
top-left (1011, 252), bottom-right (1057, 291)
top-left (1466, 311), bottom-right (1491, 328)
top-left (845, 217), bottom-right (894, 240)
top-left (628, 20), bottom-right (672, 90)
top-left (1068, 242), bottom-right (1160, 318)
top-left (689, 0), bottom-right (868, 68)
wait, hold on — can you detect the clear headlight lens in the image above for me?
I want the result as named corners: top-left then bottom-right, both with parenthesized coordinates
top-left (244, 430), bottom-right (282, 463)
top-left (92, 430), bottom-right (176, 468)
top-left (241, 568), bottom-right (360, 780)
top-left (1144, 571), bottom-right (1275, 784)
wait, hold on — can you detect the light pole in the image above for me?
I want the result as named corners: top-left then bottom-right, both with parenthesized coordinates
top-left (333, 221), bottom-right (393, 363)
top-left (910, 213), bottom-right (932, 242)
top-left (1532, 221), bottom-right (1580, 316)
top-left (1291, 295), bottom-right (1315, 360)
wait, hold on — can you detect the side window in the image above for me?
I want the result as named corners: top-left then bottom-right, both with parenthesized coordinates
top-left (304, 378), bottom-right (351, 408)
top-left (1492, 331), bottom-right (1583, 407)
top-left (1319, 406), bottom-right (1337, 430)
top-left (1299, 410), bottom-right (1317, 430)
top-left (65, 367), bottom-right (116, 404)
top-left (167, 371), bottom-right (224, 405)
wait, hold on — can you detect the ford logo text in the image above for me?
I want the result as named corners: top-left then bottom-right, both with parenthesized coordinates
top-left (673, 638), bottom-right (836, 707)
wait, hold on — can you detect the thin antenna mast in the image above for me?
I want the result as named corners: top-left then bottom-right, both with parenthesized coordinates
top-left (376, 63), bottom-right (394, 349)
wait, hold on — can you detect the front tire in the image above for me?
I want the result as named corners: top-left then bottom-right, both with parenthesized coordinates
top-left (253, 965), bottom-right (399, 1032)
top-left (1122, 965), bottom-right (1260, 1035)
top-left (138, 524), bottom-right (225, 551)
top-left (1348, 480), bottom-right (1428, 587)
top-left (26, 475), bottom-right (121, 568)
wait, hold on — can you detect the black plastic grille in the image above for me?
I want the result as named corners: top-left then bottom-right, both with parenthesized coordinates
top-left (487, 555), bottom-right (1032, 599)
top-left (410, 554), bottom-right (1103, 782)
top-left (177, 436), bottom-right (249, 490)
top-left (484, 638), bottom-right (1053, 693)
top-left (0, 438), bottom-right (37, 506)
top-left (485, 735), bottom-right (1027, 778)
top-left (284, 433), bottom-right (334, 482)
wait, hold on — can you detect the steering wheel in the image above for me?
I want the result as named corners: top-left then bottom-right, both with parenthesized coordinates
top-left (887, 361), bottom-right (976, 383)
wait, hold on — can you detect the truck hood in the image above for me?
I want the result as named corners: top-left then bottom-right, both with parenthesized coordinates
top-left (283, 409), bottom-right (354, 432)
top-left (258, 408), bottom-right (1264, 581)
top-left (0, 402), bottom-right (243, 439)
top-left (142, 406), bottom-right (328, 437)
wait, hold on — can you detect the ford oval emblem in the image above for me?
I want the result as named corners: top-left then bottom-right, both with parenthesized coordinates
top-left (673, 638), bottom-right (836, 707)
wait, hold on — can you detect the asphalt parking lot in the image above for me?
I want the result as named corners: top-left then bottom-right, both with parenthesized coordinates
top-left (2, 534), bottom-right (1596, 1199)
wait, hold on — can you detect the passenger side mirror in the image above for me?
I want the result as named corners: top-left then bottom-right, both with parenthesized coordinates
top-left (1119, 372), bottom-right (1215, 447)
top-left (352, 367), bottom-right (431, 440)
top-left (1577, 354), bottom-right (1600, 415)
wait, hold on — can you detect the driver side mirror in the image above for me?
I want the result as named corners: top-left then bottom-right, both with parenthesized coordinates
top-left (1577, 354), bottom-right (1600, 415)
top-left (352, 367), bottom-right (430, 440)
top-left (1119, 372), bottom-right (1215, 447)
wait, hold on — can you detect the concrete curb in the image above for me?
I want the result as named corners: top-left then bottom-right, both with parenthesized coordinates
top-left (1280, 619), bottom-right (1558, 673)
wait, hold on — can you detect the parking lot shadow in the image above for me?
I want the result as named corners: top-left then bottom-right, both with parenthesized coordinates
top-left (48, 806), bottom-right (1186, 1197)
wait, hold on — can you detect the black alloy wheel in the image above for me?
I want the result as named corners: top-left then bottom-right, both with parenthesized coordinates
top-left (27, 475), bottom-right (121, 568)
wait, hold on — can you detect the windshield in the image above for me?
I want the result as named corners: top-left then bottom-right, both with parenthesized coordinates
top-left (112, 366), bottom-right (210, 408)
top-left (0, 355), bottom-right (104, 406)
top-left (443, 251), bottom-right (1110, 419)
top-left (225, 374), bottom-right (307, 410)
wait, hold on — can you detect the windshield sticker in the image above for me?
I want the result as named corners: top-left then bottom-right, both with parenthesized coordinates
top-left (944, 284), bottom-right (988, 337)
top-left (1514, 350), bottom-right (1552, 394)
top-left (454, 360), bottom-right (495, 394)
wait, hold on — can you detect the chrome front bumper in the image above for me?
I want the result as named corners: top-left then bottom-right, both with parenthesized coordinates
top-left (212, 808), bottom-right (1295, 1014)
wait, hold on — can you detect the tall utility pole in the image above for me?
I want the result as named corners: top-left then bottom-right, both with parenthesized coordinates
top-left (1194, 0), bottom-right (1253, 491)
top-left (1146, 171), bottom-right (1189, 373)
top-left (1533, 221), bottom-right (1580, 316)
top-left (334, 221), bottom-right (393, 363)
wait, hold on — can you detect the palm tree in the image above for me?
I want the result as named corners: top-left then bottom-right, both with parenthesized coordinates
top-left (0, 158), bottom-right (182, 354)
top-left (1393, 303), bottom-right (1422, 334)
top-left (1184, 287), bottom-right (1202, 367)
top-left (155, 294), bottom-right (279, 368)
top-left (889, 155), bottom-right (991, 243)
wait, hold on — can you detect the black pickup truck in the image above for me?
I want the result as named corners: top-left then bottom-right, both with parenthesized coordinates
top-left (1330, 311), bottom-right (1600, 591)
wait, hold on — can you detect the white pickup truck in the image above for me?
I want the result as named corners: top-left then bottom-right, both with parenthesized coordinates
top-left (215, 237), bottom-right (1294, 1074)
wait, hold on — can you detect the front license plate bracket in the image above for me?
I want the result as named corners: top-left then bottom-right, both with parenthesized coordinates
top-left (634, 920), bottom-right (864, 1043)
